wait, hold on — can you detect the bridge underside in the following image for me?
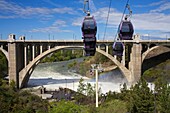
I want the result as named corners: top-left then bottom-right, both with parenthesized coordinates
top-left (142, 51), bottom-right (170, 74)
top-left (19, 46), bottom-right (132, 88)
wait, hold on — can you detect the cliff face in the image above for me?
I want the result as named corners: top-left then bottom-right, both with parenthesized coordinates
top-left (142, 46), bottom-right (170, 78)
top-left (143, 59), bottom-right (170, 82)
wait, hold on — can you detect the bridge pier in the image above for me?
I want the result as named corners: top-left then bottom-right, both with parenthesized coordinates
top-left (129, 39), bottom-right (142, 83)
top-left (8, 34), bottom-right (20, 88)
top-left (8, 40), bottom-right (19, 87)
top-left (8, 34), bottom-right (26, 88)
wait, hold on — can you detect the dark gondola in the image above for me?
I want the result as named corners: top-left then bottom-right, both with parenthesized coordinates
top-left (112, 41), bottom-right (124, 56)
top-left (85, 50), bottom-right (96, 56)
top-left (118, 19), bottom-right (134, 40)
top-left (84, 41), bottom-right (96, 56)
top-left (81, 13), bottom-right (97, 56)
top-left (81, 15), bottom-right (97, 41)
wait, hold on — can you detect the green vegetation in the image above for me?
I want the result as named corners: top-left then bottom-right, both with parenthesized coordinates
top-left (0, 76), bottom-right (170, 112)
top-left (41, 49), bottom-right (114, 77)
top-left (143, 59), bottom-right (170, 82)
top-left (0, 80), bottom-right (48, 113)
top-left (67, 60), bottom-right (77, 69)
top-left (49, 100), bottom-right (86, 113)
top-left (0, 51), bottom-right (7, 78)
top-left (41, 50), bottom-right (83, 63)
top-left (49, 99), bottom-right (127, 113)
top-left (49, 78), bottom-right (127, 113)
top-left (97, 99), bottom-right (127, 113)
top-left (67, 52), bottom-right (114, 77)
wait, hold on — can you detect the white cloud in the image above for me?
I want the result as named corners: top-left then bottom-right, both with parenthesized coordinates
top-left (149, 1), bottom-right (166, 7)
top-left (72, 6), bottom-right (170, 38)
top-left (134, 1), bottom-right (170, 13)
top-left (134, 1), bottom-right (166, 8)
top-left (150, 2), bottom-right (170, 13)
top-left (72, 7), bottom-right (121, 27)
top-left (0, 0), bottom-right (78, 19)
top-left (132, 13), bottom-right (170, 32)
top-left (52, 7), bottom-right (78, 15)
top-left (52, 20), bottom-right (67, 27)
top-left (29, 20), bottom-right (71, 33)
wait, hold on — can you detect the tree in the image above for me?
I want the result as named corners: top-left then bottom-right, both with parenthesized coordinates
top-left (86, 83), bottom-right (94, 97)
top-left (77, 78), bottom-right (86, 95)
top-left (154, 77), bottom-right (170, 113)
top-left (0, 81), bottom-right (48, 113)
top-left (127, 78), bottom-right (155, 113)
top-left (49, 100), bottom-right (87, 113)
top-left (0, 51), bottom-right (7, 79)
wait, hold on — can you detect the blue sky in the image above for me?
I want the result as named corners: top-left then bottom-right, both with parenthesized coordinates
top-left (0, 0), bottom-right (170, 40)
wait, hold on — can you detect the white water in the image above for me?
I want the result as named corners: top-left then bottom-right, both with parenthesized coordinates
top-left (28, 58), bottom-right (128, 94)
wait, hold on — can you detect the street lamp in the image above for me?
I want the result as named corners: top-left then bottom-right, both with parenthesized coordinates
top-left (73, 80), bottom-right (74, 90)
top-left (65, 78), bottom-right (67, 88)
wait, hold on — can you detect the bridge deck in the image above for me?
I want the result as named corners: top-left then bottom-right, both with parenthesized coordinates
top-left (1, 39), bottom-right (170, 44)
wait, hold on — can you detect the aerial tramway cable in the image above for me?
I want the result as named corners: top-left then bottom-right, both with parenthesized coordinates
top-left (112, 0), bottom-right (133, 56)
top-left (103, 0), bottom-right (112, 41)
top-left (114, 0), bottom-right (131, 41)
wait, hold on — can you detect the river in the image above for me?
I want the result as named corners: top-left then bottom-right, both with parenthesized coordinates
top-left (28, 58), bottom-right (128, 94)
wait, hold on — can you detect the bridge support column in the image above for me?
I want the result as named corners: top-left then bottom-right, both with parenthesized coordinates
top-left (40, 45), bottom-right (43, 54)
top-left (48, 45), bottom-right (50, 50)
top-left (129, 42), bottom-right (142, 83)
top-left (24, 45), bottom-right (28, 67)
top-left (32, 45), bottom-right (35, 60)
top-left (106, 45), bottom-right (109, 55)
top-left (121, 44), bottom-right (126, 66)
top-left (97, 45), bottom-right (100, 50)
top-left (8, 34), bottom-right (19, 88)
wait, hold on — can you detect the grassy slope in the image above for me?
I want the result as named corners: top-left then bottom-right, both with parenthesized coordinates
top-left (143, 59), bottom-right (170, 82)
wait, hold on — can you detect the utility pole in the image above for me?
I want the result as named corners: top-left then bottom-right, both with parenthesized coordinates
top-left (73, 80), bottom-right (74, 90)
top-left (0, 34), bottom-right (2, 40)
top-left (48, 34), bottom-right (50, 40)
top-left (91, 64), bottom-right (103, 107)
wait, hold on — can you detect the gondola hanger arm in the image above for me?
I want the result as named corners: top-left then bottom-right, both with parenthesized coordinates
top-left (83, 0), bottom-right (90, 16)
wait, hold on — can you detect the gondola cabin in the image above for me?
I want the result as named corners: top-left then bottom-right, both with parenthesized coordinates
top-left (84, 41), bottom-right (96, 56)
top-left (81, 15), bottom-right (97, 56)
top-left (81, 16), bottom-right (97, 42)
top-left (118, 20), bottom-right (134, 40)
top-left (112, 42), bottom-right (124, 56)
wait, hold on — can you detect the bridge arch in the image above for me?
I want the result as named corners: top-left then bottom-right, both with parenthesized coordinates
top-left (142, 45), bottom-right (170, 62)
top-left (19, 46), bottom-right (131, 88)
top-left (0, 47), bottom-right (9, 61)
top-left (142, 45), bottom-right (170, 74)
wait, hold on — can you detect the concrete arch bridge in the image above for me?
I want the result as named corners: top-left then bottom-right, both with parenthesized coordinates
top-left (0, 34), bottom-right (170, 88)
